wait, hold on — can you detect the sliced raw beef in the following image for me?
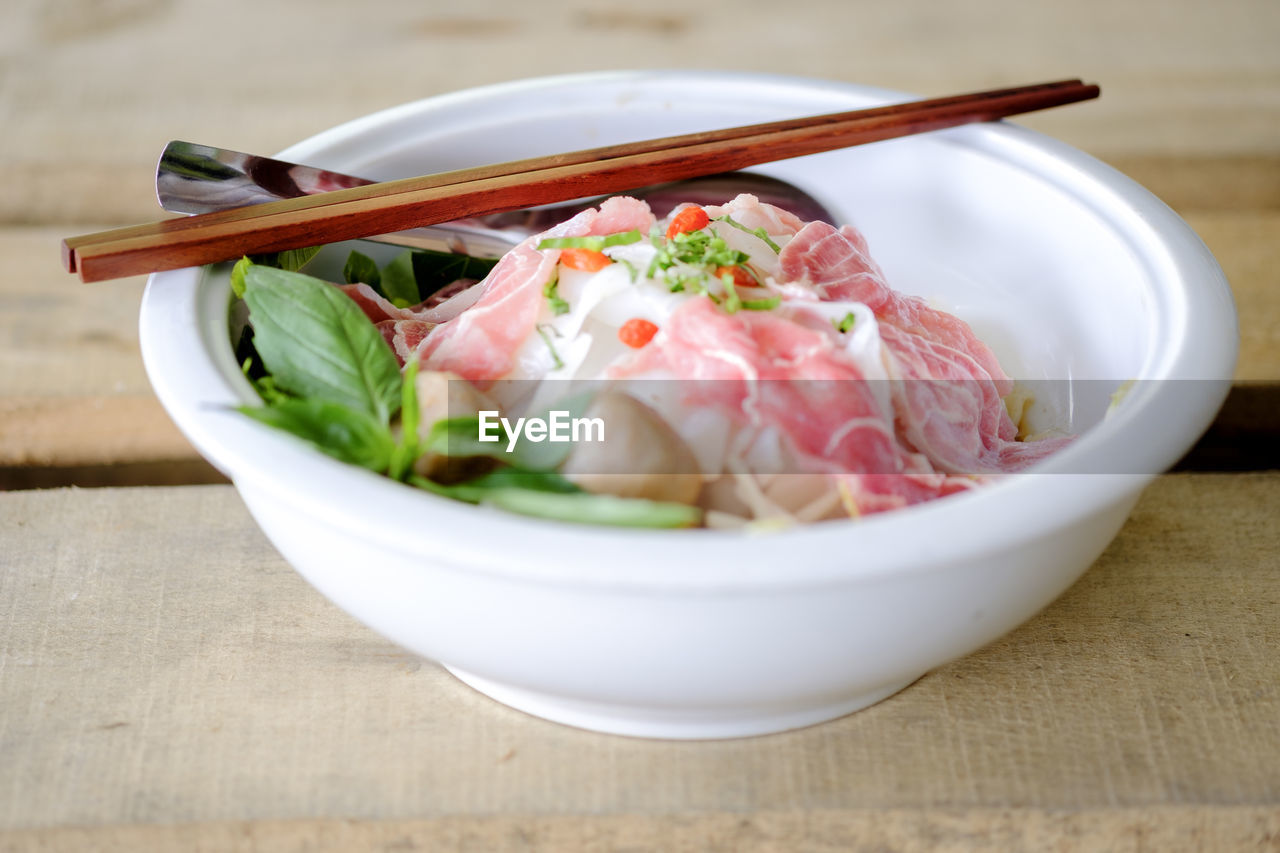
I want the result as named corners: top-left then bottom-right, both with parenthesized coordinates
top-left (415, 196), bottom-right (655, 383)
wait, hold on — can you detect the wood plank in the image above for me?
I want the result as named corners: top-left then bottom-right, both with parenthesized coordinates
top-left (1185, 212), bottom-right (1280, 382)
top-left (3, 807), bottom-right (1279, 853)
top-left (0, 396), bottom-right (193, 467)
top-left (0, 475), bottom-right (1277, 837)
top-left (2, 0), bottom-right (1278, 226)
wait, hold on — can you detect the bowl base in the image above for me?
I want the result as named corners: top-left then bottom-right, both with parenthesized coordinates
top-left (445, 666), bottom-right (919, 740)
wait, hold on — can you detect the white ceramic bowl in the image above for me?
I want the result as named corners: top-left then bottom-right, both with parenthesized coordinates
top-left (140, 71), bottom-right (1237, 739)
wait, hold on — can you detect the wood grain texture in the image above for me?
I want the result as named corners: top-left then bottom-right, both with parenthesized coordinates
top-left (3, 0), bottom-right (1276, 473)
top-left (0, 476), bottom-right (1276, 842)
top-left (3, 808), bottom-right (1279, 853)
top-left (2, 0), bottom-right (1277, 226)
top-left (2, 1), bottom-right (1277, 847)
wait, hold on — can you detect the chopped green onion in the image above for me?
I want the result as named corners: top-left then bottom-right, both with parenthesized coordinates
top-left (536, 324), bottom-right (565, 370)
top-left (718, 215), bottom-right (782, 253)
top-left (741, 295), bottom-right (782, 311)
top-left (542, 276), bottom-right (570, 315)
top-left (720, 272), bottom-right (742, 314)
top-left (537, 229), bottom-right (643, 251)
top-left (615, 257), bottom-right (640, 282)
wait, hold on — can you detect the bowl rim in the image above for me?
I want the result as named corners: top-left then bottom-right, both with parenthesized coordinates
top-left (139, 69), bottom-right (1237, 592)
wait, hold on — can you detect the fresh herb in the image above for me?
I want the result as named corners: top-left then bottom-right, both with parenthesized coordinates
top-left (615, 257), bottom-right (640, 282)
top-left (230, 256), bottom-right (253, 299)
top-left (482, 489), bottom-right (701, 528)
top-left (379, 251), bottom-right (420, 309)
top-left (833, 311), bottom-right (857, 333)
top-left (421, 388), bottom-right (592, 472)
top-left (340, 247), bottom-right (500, 308)
top-left (536, 230), bottom-right (643, 252)
top-left (671, 229), bottom-right (749, 268)
top-left (536, 324), bottom-right (565, 370)
top-left (235, 262), bottom-right (420, 480)
top-left (241, 263), bottom-right (402, 424)
top-left (715, 273), bottom-right (778, 312)
top-left (386, 358), bottom-right (420, 481)
top-left (409, 399), bottom-right (698, 527)
top-left (233, 258), bottom-right (703, 530)
top-left (720, 272), bottom-right (742, 314)
top-left (245, 367), bottom-right (289, 405)
top-left (411, 467), bottom-right (579, 503)
top-left (647, 227), bottom-right (752, 300)
top-left (741, 295), bottom-right (782, 311)
top-left (342, 250), bottom-right (381, 288)
top-left (543, 276), bottom-right (570, 315)
top-left (239, 396), bottom-right (395, 470)
top-left (411, 470), bottom-right (698, 528)
top-left (264, 245), bottom-right (325, 273)
top-left (717, 215), bottom-right (782, 253)
top-left (236, 245), bottom-right (324, 296)
top-left (424, 416), bottom-right (520, 466)
top-left (408, 249), bottom-right (499, 292)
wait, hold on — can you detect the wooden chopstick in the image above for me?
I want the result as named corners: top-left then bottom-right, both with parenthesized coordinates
top-left (63, 80), bottom-right (1098, 282)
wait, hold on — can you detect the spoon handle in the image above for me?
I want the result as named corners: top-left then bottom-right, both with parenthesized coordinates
top-left (157, 141), bottom-right (375, 214)
top-left (156, 141), bottom-right (836, 238)
top-left (158, 141), bottom-right (529, 257)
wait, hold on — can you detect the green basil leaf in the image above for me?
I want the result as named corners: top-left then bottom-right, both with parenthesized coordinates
top-left (242, 266), bottom-right (402, 424)
top-left (410, 467), bottom-right (697, 527)
top-left (388, 359), bottom-right (421, 482)
top-left (410, 249), bottom-right (499, 296)
top-left (343, 250), bottom-right (381, 287)
top-left (483, 489), bottom-right (701, 528)
top-left (230, 256), bottom-right (253, 299)
top-left (238, 398), bottom-right (394, 472)
top-left (423, 416), bottom-right (513, 464)
top-left (380, 251), bottom-right (420, 308)
top-left (422, 390), bottom-right (595, 471)
top-left (251, 245), bottom-right (323, 272)
top-left (410, 467), bottom-right (580, 503)
top-left (469, 468), bottom-right (580, 494)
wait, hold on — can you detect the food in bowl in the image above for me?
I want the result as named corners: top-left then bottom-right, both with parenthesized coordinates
top-left (233, 192), bottom-right (1073, 530)
top-left (141, 72), bottom-right (1236, 738)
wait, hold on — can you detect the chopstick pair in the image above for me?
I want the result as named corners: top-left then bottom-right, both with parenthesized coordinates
top-left (62, 79), bottom-right (1099, 283)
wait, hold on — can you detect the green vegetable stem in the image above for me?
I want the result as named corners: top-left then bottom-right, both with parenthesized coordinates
top-left (233, 258), bottom-right (701, 529)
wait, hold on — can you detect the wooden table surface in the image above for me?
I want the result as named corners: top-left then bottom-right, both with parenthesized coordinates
top-left (2, 1), bottom-right (1277, 850)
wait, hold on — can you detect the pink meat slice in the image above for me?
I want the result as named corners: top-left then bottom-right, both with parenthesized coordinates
top-left (610, 296), bottom-right (973, 514)
top-left (338, 280), bottom-right (488, 367)
top-left (338, 281), bottom-right (485, 367)
top-left (336, 281), bottom-right (480, 327)
top-left (777, 221), bottom-right (1071, 474)
top-left (779, 221), bottom-right (1012, 396)
top-left (884, 325), bottom-right (1071, 473)
top-left (704, 193), bottom-right (806, 236)
top-left (413, 196), bottom-right (655, 383)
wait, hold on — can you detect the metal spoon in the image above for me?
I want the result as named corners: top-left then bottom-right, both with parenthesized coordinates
top-left (156, 140), bottom-right (836, 256)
